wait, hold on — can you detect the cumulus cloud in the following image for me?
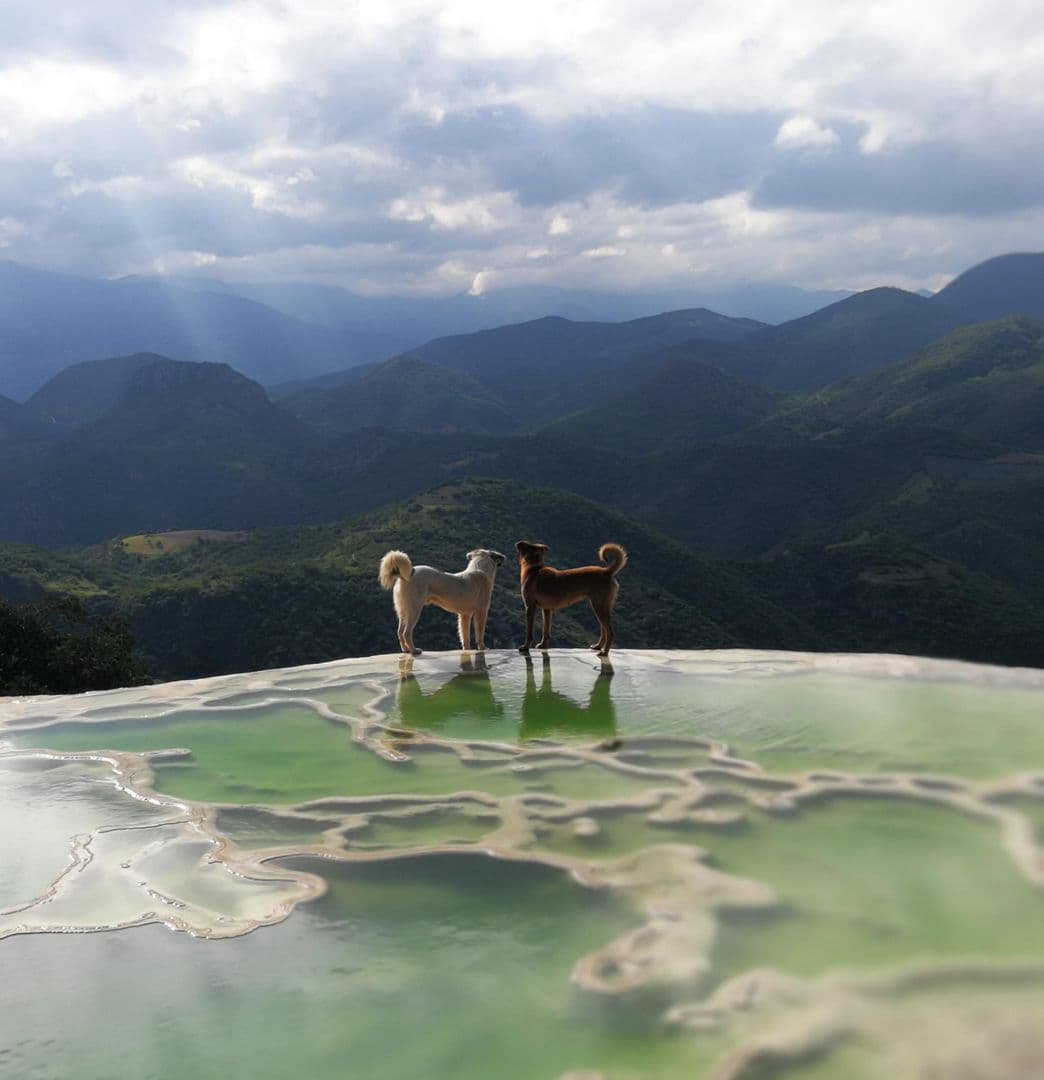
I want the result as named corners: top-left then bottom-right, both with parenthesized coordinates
top-left (775, 115), bottom-right (840, 150)
top-left (1, 0), bottom-right (1043, 294)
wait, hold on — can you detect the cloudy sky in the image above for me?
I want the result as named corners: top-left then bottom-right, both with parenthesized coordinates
top-left (3, 0), bottom-right (1043, 297)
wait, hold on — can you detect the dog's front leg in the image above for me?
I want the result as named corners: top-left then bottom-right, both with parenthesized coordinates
top-left (537, 608), bottom-right (553, 650)
top-left (519, 603), bottom-right (537, 653)
top-left (474, 609), bottom-right (488, 651)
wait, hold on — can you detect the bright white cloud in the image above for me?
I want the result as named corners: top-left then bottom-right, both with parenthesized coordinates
top-left (775, 115), bottom-right (840, 151)
top-left (0, 59), bottom-right (131, 129)
top-left (467, 269), bottom-right (492, 295)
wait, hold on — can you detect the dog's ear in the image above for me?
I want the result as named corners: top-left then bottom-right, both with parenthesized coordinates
top-left (490, 550), bottom-right (505, 566)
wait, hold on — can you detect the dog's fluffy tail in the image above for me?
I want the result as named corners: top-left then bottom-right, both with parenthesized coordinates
top-left (599, 543), bottom-right (628, 575)
top-left (379, 550), bottom-right (413, 589)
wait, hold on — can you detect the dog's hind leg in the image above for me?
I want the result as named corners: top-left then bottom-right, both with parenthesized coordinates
top-left (401, 601), bottom-right (423, 655)
top-left (590, 598), bottom-right (607, 653)
top-left (537, 608), bottom-right (553, 650)
top-left (590, 597), bottom-right (614, 657)
top-left (458, 612), bottom-right (473, 650)
top-left (394, 595), bottom-right (410, 654)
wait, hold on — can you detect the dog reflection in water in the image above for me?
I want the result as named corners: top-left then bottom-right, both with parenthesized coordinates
top-left (395, 653), bottom-right (504, 733)
top-left (519, 654), bottom-right (617, 741)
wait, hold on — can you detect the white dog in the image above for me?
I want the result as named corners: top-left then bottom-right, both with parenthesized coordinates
top-left (378, 548), bottom-right (506, 654)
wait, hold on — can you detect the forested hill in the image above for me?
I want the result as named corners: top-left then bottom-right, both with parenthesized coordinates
top-left (0, 481), bottom-right (814, 680)
top-left (771, 317), bottom-right (1044, 449)
top-left (4, 478), bottom-right (1044, 683)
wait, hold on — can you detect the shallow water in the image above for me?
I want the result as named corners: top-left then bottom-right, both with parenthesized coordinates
top-left (2, 648), bottom-right (1044, 1079)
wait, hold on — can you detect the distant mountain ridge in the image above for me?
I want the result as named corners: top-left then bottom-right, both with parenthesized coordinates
top-left (932, 252), bottom-right (1044, 323)
top-left (277, 308), bottom-right (767, 427)
top-left (3, 251), bottom-right (1043, 403)
top-left (407, 308), bottom-right (763, 380)
top-left (732, 287), bottom-right (963, 391)
top-left (145, 274), bottom-right (850, 337)
top-left (0, 261), bottom-right (841, 401)
top-left (275, 252), bottom-right (1044, 410)
top-left (387, 309), bottom-right (766, 425)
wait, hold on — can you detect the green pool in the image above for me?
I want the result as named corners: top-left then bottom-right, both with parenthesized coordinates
top-left (2, 648), bottom-right (1043, 1079)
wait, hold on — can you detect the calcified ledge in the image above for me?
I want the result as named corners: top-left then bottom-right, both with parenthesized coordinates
top-left (5, 647), bottom-right (1044, 715)
top-left (3, 648), bottom-right (1044, 1079)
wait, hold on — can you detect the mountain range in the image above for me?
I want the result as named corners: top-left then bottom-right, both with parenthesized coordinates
top-left (1, 250), bottom-right (1043, 678)
top-left (278, 309), bottom-right (768, 432)
top-left (2, 250), bottom-right (1040, 407)
top-left (0, 260), bottom-right (846, 402)
top-left (274, 252), bottom-right (1044, 409)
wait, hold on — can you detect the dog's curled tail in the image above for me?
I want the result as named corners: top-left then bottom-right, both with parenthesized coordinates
top-left (379, 550), bottom-right (413, 589)
top-left (599, 543), bottom-right (628, 575)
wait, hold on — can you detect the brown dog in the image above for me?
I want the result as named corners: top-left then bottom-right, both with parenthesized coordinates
top-left (515, 540), bottom-right (628, 657)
